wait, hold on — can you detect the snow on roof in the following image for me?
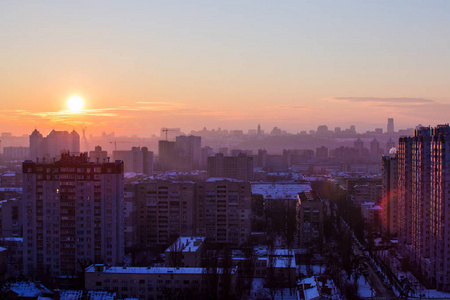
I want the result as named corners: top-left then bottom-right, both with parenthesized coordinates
top-left (86, 265), bottom-right (235, 275)
top-left (251, 182), bottom-right (311, 199)
top-left (9, 282), bottom-right (52, 297)
top-left (165, 236), bottom-right (205, 253)
top-left (0, 246), bottom-right (7, 252)
top-left (273, 257), bottom-right (296, 268)
top-left (1, 237), bottom-right (23, 242)
top-left (206, 177), bottom-right (242, 182)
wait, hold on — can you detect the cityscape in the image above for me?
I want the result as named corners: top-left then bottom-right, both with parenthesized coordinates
top-left (2, 1), bottom-right (450, 300)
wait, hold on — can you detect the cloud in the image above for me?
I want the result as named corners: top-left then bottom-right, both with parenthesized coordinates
top-left (331, 97), bottom-right (435, 104)
top-left (266, 105), bottom-right (310, 110)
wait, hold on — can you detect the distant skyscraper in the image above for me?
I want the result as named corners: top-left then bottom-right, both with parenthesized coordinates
top-left (175, 135), bottom-right (201, 170)
top-left (387, 118), bottom-right (394, 133)
top-left (207, 153), bottom-right (253, 181)
top-left (29, 129), bottom-right (80, 161)
top-left (370, 138), bottom-right (380, 157)
top-left (22, 152), bottom-right (124, 278)
top-left (385, 138), bottom-right (395, 154)
top-left (113, 146), bottom-right (153, 175)
top-left (354, 138), bottom-right (364, 156)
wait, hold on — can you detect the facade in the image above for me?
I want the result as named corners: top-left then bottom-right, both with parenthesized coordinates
top-left (125, 181), bottom-right (196, 249)
top-left (381, 154), bottom-right (398, 237)
top-left (316, 146), bottom-right (329, 158)
top-left (85, 264), bottom-right (237, 300)
top-left (89, 145), bottom-right (108, 163)
top-left (429, 125), bottom-right (450, 290)
top-left (398, 136), bottom-right (413, 248)
top-left (0, 198), bottom-right (22, 237)
top-left (3, 146), bottom-right (29, 161)
top-left (175, 135), bottom-right (202, 170)
top-left (157, 140), bottom-right (176, 171)
top-left (397, 125), bottom-right (450, 291)
top-left (297, 192), bottom-right (324, 248)
top-left (411, 127), bottom-right (432, 275)
top-left (207, 153), bottom-right (254, 181)
top-left (22, 152), bottom-right (124, 277)
top-left (113, 146), bottom-right (153, 175)
top-left (196, 180), bottom-right (252, 246)
top-left (387, 118), bottom-right (394, 133)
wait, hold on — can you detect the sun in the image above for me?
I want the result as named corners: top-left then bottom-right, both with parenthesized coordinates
top-left (67, 96), bottom-right (84, 112)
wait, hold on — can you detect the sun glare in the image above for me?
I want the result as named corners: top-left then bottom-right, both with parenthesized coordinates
top-left (67, 96), bottom-right (84, 112)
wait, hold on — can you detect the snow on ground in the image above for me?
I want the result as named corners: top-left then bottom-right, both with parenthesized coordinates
top-left (298, 264), bottom-right (325, 276)
top-left (358, 275), bottom-right (374, 298)
top-left (248, 278), bottom-right (297, 300)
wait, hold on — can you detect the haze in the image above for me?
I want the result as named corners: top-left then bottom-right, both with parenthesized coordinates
top-left (1, 1), bottom-right (450, 136)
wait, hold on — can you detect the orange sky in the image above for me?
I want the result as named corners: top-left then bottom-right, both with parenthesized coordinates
top-left (1, 1), bottom-right (450, 136)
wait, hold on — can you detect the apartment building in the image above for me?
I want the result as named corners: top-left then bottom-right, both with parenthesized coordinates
top-left (22, 152), bottom-right (124, 277)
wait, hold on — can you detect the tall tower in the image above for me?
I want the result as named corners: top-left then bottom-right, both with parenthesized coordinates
top-left (387, 118), bottom-right (394, 133)
top-left (22, 152), bottom-right (124, 278)
top-left (381, 153), bottom-right (398, 237)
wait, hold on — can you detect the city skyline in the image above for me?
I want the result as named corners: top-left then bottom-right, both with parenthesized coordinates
top-left (2, 1), bottom-right (450, 136)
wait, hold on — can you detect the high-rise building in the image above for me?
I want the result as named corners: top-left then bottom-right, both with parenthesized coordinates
top-left (387, 118), bottom-right (394, 133)
top-left (157, 140), bottom-right (176, 171)
top-left (29, 129), bottom-right (80, 161)
top-left (207, 153), bottom-right (254, 181)
top-left (175, 135), bottom-right (201, 170)
top-left (113, 147), bottom-right (153, 175)
top-left (381, 153), bottom-right (398, 237)
top-left (22, 152), bottom-right (124, 278)
top-left (89, 146), bottom-right (108, 163)
top-left (316, 146), bottom-right (329, 158)
top-left (397, 125), bottom-right (450, 291)
top-left (124, 180), bottom-right (252, 250)
top-left (411, 127), bottom-right (432, 272)
top-left (354, 138), bottom-right (364, 156)
top-left (398, 137), bottom-right (413, 248)
top-left (196, 180), bottom-right (251, 246)
top-left (370, 138), bottom-right (380, 157)
top-left (429, 125), bottom-right (450, 291)
top-left (385, 138), bottom-right (395, 154)
top-left (125, 181), bottom-right (196, 249)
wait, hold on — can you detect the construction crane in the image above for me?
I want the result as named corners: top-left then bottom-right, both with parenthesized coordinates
top-left (109, 140), bottom-right (138, 151)
top-left (161, 128), bottom-right (179, 141)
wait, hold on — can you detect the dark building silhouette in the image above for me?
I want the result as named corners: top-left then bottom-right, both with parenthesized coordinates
top-left (207, 153), bottom-right (253, 181)
top-left (30, 129), bottom-right (80, 161)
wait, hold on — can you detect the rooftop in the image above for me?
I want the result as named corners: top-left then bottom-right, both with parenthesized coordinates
top-left (251, 182), bottom-right (312, 199)
top-left (165, 236), bottom-right (205, 253)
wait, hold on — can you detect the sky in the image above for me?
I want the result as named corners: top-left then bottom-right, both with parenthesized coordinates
top-left (1, 1), bottom-right (450, 136)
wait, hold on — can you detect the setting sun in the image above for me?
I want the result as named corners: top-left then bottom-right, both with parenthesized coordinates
top-left (67, 96), bottom-right (84, 112)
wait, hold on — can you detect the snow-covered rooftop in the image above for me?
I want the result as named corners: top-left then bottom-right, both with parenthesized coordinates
top-left (86, 265), bottom-right (235, 275)
top-left (251, 182), bottom-right (311, 199)
top-left (8, 282), bottom-right (52, 297)
top-left (165, 236), bottom-right (205, 253)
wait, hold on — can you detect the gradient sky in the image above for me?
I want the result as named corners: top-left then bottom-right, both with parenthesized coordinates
top-left (1, 1), bottom-right (450, 136)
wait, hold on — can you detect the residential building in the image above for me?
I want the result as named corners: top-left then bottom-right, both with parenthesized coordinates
top-left (207, 153), bottom-right (253, 181)
top-left (22, 152), bottom-right (124, 278)
top-left (297, 192), bottom-right (324, 248)
top-left (29, 129), bottom-right (80, 161)
top-left (381, 153), bottom-right (398, 237)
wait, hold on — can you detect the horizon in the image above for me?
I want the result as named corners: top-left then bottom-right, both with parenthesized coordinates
top-left (2, 1), bottom-right (450, 137)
